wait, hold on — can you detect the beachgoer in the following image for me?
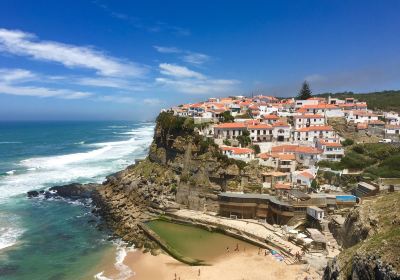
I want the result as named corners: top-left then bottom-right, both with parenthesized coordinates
top-left (226, 246), bottom-right (230, 253)
top-left (235, 243), bottom-right (239, 251)
top-left (198, 269), bottom-right (201, 276)
top-left (264, 249), bottom-right (268, 256)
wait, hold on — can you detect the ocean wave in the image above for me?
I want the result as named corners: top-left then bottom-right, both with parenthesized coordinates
top-left (0, 213), bottom-right (24, 251)
top-left (75, 141), bottom-right (85, 145)
top-left (6, 170), bottom-right (16, 175)
top-left (0, 141), bottom-right (22, 144)
top-left (0, 124), bottom-right (154, 202)
top-left (107, 125), bottom-right (128, 129)
top-left (94, 241), bottom-right (135, 280)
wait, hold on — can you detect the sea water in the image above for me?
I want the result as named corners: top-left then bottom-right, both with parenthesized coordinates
top-left (0, 121), bottom-right (154, 280)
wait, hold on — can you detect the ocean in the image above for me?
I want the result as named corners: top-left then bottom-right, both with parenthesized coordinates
top-left (0, 121), bottom-right (155, 280)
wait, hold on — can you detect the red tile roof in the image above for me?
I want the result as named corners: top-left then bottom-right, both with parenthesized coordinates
top-left (296, 125), bottom-right (334, 132)
top-left (214, 123), bottom-right (246, 129)
top-left (294, 114), bottom-right (324, 119)
top-left (221, 146), bottom-right (254, 155)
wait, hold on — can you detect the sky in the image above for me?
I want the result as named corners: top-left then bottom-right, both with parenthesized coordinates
top-left (0, 0), bottom-right (399, 121)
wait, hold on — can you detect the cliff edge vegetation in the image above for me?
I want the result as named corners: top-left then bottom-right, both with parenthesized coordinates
top-left (324, 191), bottom-right (400, 279)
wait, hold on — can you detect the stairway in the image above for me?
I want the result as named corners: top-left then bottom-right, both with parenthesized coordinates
top-left (320, 219), bottom-right (340, 258)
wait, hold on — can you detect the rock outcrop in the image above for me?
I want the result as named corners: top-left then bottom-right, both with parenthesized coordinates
top-left (89, 113), bottom-right (270, 249)
top-left (323, 192), bottom-right (400, 280)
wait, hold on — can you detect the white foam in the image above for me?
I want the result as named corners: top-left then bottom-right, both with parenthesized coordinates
top-left (0, 124), bottom-right (155, 202)
top-left (0, 213), bottom-right (24, 251)
top-left (94, 242), bottom-right (135, 280)
top-left (6, 170), bottom-right (16, 175)
top-left (0, 141), bottom-right (22, 144)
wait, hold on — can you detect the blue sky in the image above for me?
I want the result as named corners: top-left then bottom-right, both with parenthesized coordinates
top-left (0, 0), bottom-right (399, 121)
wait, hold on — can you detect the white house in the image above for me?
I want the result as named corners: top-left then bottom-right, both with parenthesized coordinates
top-left (213, 122), bottom-right (247, 139)
top-left (221, 146), bottom-right (255, 162)
top-left (295, 99), bottom-right (319, 109)
top-left (294, 114), bottom-right (325, 129)
top-left (272, 122), bottom-right (292, 142)
top-left (315, 138), bottom-right (344, 161)
top-left (292, 170), bottom-right (315, 188)
top-left (346, 110), bottom-right (378, 124)
top-left (385, 124), bottom-right (400, 135)
top-left (298, 104), bottom-right (344, 118)
top-left (294, 125), bottom-right (336, 142)
top-left (248, 123), bottom-right (273, 142)
top-left (384, 112), bottom-right (400, 125)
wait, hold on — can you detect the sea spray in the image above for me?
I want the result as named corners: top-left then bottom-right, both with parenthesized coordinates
top-left (94, 241), bottom-right (136, 280)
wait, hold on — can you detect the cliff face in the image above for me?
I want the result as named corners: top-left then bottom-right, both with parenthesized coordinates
top-left (92, 113), bottom-right (270, 249)
top-left (324, 192), bottom-right (400, 280)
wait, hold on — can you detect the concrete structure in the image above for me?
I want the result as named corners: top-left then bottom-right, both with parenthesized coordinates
top-left (352, 182), bottom-right (379, 197)
top-left (306, 206), bottom-right (325, 220)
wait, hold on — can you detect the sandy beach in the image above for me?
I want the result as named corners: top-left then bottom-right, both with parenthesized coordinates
top-left (97, 246), bottom-right (319, 280)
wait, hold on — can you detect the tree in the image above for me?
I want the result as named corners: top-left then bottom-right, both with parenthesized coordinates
top-left (297, 81), bottom-right (312, 100)
top-left (237, 129), bottom-right (251, 147)
top-left (310, 179), bottom-right (319, 192)
top-left (252, 144), bottom-right (261, 154)
top-left (220, 111), bottom-right (234, 122)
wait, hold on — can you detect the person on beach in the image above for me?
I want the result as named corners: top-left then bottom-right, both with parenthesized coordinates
top-left (235, 243), bottom-right (239, 252)
top-left (226, 246), bottom-right (230, 253)
top-left (198, 268), bottom-right (201, 276)
top-left (258, 248), bottom-right (261, 255)
top-left (264, 249), bottom-right (268, 256)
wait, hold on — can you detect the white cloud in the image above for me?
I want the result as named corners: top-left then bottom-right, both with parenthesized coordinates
top-left (0, 83), bottom-right (93, 99)
top-left (182, 52), bottom-right (210, 65)
top-left (0, 28), bottom-right (146, 77)
top-left (97, 95), bottom-right (136, 103)
top-left (0, 68), bottom-right (36, 82)
top-left (153, 45), bottom-right (181, 53)
top-left (0, 68), bottom-right (93, 99)
top-left (76, 77), bottom-right (149, 91)
top-left (159, 63), bottom-right (205, 79)
top-left (156, 77), bottom-right (239, 95)
top-left (143, 98), bottom-right (162, 106)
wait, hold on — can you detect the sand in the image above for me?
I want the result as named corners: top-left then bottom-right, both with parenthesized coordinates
top-left (97, 247), bottom-right (320, 280)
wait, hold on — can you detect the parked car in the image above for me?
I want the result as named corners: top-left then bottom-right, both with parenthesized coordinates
top-left (379, 138), bottom-right (393, 143)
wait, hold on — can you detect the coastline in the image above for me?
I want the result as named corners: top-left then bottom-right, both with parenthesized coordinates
top-left (95, 246), bottom-right (319, 280)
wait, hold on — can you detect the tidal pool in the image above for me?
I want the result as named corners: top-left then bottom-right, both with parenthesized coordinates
top-left (146, 220), bottom-right (257, 262)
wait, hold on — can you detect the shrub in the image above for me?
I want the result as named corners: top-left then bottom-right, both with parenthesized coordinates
top-left (251, 144), bottom-right (261, 154)
top-left (223, 139), bottom-right (232, 146)
top-left (341, 138), bottom-right (354, 146)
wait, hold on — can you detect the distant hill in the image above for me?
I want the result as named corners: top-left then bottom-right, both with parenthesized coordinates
top-left (315, 90), bottom-right (400, 112)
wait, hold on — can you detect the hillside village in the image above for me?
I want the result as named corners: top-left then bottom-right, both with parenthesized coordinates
top-left (160, 90), bottom-right (400, 270)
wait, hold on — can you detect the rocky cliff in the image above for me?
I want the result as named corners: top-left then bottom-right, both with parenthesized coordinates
top-left (324, 192), bottom-right (400, 280)
top-left (91, 113), bottom-right (270, 250)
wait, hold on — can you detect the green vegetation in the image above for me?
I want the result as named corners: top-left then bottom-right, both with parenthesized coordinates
top-left (223, 139), bottom-right (231, 146)
top-left (296, 80), bottom-right (312, 100)
top-left (316, 90), bottom-right (400, 112)
top-left (235, 109), bottom-right (252, 119)
top-left (337, 192), bottom-right (400, 277)
top-left (318, 143), bottom-right (400, 178)
top-left (236, 129), bottom-right (251, 147)
top-left (310, 179), bottom-right (319, 191)
top-left (341, 138), bottom-right (354, 146)
top-left (251, 144), bottom-right (261, 154)
top-left (220, 111), bottom-right (234, 122)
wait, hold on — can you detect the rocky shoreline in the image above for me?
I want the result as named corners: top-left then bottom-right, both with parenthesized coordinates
top-left (27, 113), bottom-right (400, 279)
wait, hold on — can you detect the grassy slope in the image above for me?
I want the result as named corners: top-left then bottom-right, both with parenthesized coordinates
top-left (337, 192), bottom-right (400, 277)
top-left (316, 90), bottom-right (400, 112)
top-left (318, 143), bottom-right (400, 178)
